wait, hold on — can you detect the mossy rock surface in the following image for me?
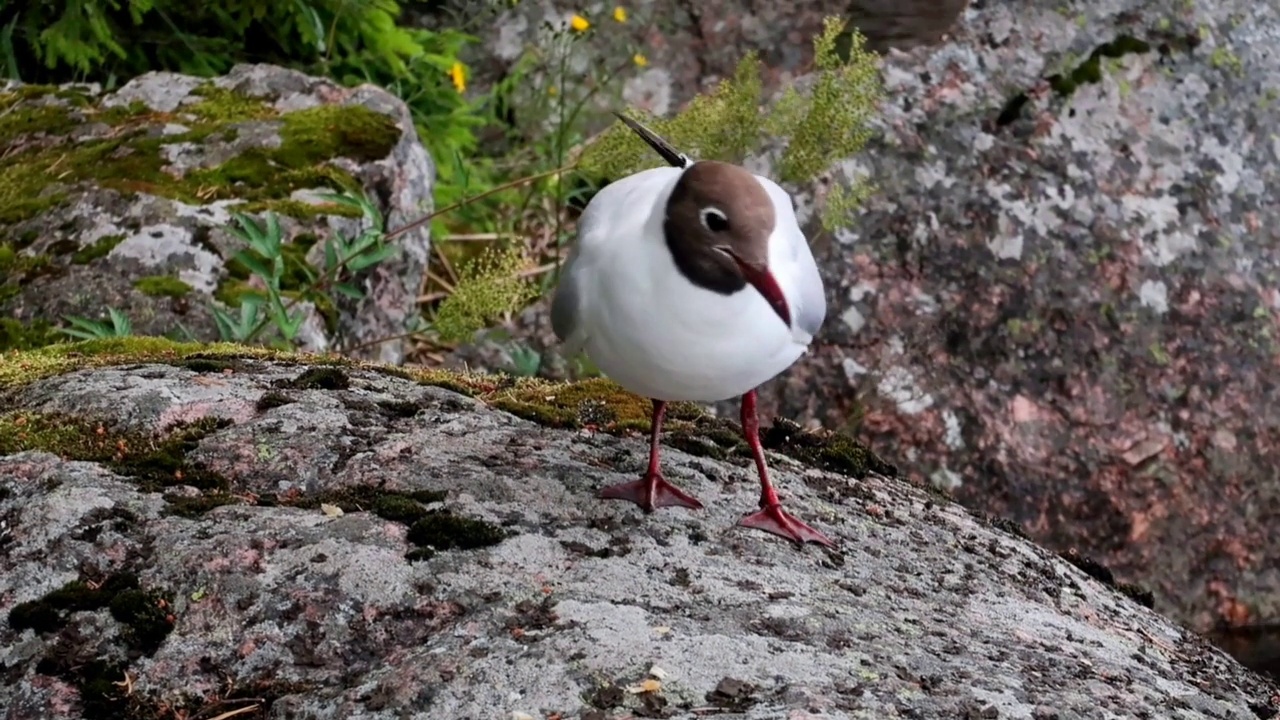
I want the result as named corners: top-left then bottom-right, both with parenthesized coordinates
top-left (0, 64), bottom-right (434, 363)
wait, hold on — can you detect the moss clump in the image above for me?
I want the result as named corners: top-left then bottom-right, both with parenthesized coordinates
top-left (108, 587), bottom-right (175, 654)
top-left (282, 485), bottom-right (501, 561)
top-left (277, 104), bottom-right (402, 165)
top-left (170, 356), bottom-right (243, 373)
top-left (0, 242), bottom-right (58, 286)
top-left (14, 571), bottom-right (175, 720)
top-left (163, 492), bottom-right (240, 518)
top-left (376, 399), bottom-right (422, 418)
top-left (132, 275), bottom-right (193, 298)
top-left (255, 390), bottom-right (296, 410)
top-left (406, 512), bottom-right (508, 553)
top-left (491, 377), bottom-right (699, 431)
top-left (280, 366), bottom-right (350, 390)
top-left (0, 411), bottom-right (230, 493)
top-left (982, 513), bottom-right (1029, 540)
top-left (369, 492), bottom-right (437, 523)
top-left (998, 35), bottom-right (1153, 125)
top-left (71, 234), bottom-right (126, 264)
top-left (8, 573), bottom-right (142, 634)
top-left (1059, 548), bottom-right (1155, 609)
top-left (0, 337), bottom-right (283, 388)
top-left (185, 85), bottom-right (278, 123)
top-left (1047, 35), bottom-right (1151, 96)
top-left (761, 417), bottom-right (897, 479)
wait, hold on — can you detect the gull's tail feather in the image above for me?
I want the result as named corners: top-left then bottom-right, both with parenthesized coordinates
top-left (613, 111), bottom-right (692, 169)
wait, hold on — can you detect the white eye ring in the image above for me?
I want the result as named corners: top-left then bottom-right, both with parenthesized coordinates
top-left (700, 207), bottom-right (729, 232)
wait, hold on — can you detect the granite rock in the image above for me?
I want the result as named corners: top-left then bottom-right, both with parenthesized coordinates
top-left (0, 349), bottom-right (1276, 719)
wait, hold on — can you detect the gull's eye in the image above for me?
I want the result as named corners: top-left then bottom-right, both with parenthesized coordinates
top-left (700, 207), bottom-right (729, 233)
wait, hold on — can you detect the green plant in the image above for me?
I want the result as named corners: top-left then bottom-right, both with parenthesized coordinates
top-left (431, 243), bottom-right (539, 344)
top-left (60, 308), bottom-right (132, 340)
top-left (576, 17), bottom-right (884, 231)
top-left (2, 1), bottom-right (439, 86)
top-left (505, 342), bottom-right (542, 377)
top-left (213, 190), bottom-right (397, 346)
top-left (414, 7), bottom-right (655, 346)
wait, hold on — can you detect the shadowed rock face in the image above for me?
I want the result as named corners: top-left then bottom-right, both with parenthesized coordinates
top-left (447, 0), bottom-right (1280, 654)
top-left (0, 352), bottom-right (1276, 719)
top-left (849, 0), bottom-right (972, 52)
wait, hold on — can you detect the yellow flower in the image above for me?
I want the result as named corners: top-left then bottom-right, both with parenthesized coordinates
top-left (633, 53), bottom-right (648, 67)
top-left (548, 85), bottom-right (559, 96)
top-left (570, 14), bottom-right (590, 32)
top-left (613, 7), bottom-right (627, 22)
top-left (449, 62), bottom-right (467, 93)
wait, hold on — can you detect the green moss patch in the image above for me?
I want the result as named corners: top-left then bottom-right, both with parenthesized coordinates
top-left (0, 411), bottom-right (230, 492)
top-left (490, 377), bottom-right (702, 431)
top-left (132, 275), bottom-right (193, 298)
top-left (0, 83), bottom-right (397, 229)
top-left (281, 484), bottom-right (505, 561)
top-left (255, 390), bottom-right (296, 410)
top-left (169, 355), bottom-right (246, 373)
top-left (279, 366), bottom-right (351, 390)
top-left (997, 34), bottom-right (1154, 126)
top-left (0, 337), bottom-right (283, 388)
top-left (70, 234), bottom-right (126, 264)
top-left (405, 512), bottom-right (508, 559)
top-left (8, 573), bottom-right (145, 634)
top-left (761, 417), bottom-right (897, 478)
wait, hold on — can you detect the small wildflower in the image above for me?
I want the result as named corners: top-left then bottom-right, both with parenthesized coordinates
top-left (570, 14), bottom-right (590, 32)
top-left (633, 53), bottom-right (648, 67)
top-left (449, 62), bottom-right (467, 93)
top-left (548, 85), bottom-right (559, 96)
top-left (613, 6), bottom-right (628, 22)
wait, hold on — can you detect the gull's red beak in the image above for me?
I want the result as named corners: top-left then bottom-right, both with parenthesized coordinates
top-left (729, 255), bottom-right (791, 328)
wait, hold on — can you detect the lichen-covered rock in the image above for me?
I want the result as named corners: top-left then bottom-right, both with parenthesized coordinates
top-left (453, 0), bottom-right (1280, 653)
top-left (778, 0), bottom-right (1280, 643)
top-left (0, 342), bottom-right (1276, 719)
top-left (0, 64), bottom-right (433, 364)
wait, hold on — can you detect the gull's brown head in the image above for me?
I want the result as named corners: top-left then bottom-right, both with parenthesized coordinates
top-left (662, 160), bottom-right (791, 327)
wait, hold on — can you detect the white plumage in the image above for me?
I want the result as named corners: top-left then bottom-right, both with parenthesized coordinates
top-left (551, 165), bottom-right (825, 403)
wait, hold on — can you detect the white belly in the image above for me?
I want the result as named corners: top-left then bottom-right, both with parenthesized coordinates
top-left (580, 268), bottom-right (809, 403)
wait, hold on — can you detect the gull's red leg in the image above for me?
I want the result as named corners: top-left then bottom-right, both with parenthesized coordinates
top-left (598, 399), bottom-right (704, 513)
top-left (736, 390), bottom-right (836, 548)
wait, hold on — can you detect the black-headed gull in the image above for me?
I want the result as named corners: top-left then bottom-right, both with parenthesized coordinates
top-left (552, 112), bottom-right (832, 548)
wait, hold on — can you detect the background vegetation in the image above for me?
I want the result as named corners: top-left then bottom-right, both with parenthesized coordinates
top-left (0, 0), bottom-right (883, 371)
